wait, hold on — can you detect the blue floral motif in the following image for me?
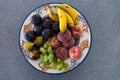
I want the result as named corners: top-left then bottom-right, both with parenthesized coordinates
top-left (35, 7), bottom-right (42, 15)
top-left (79, 15), bottom-right (86, 23)
top-left (23, 50), bottom-right (30, 59)
top-left (70, 60), bottom-right (78, 69)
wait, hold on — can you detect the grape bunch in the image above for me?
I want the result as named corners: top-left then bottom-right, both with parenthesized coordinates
top-left (39, 42), bottom-right (69, 71)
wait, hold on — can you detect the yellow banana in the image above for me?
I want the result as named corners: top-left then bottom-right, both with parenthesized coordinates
top-left (57, 4), bottom-right (79, 25)
top-left (65, 12), bottom-right (74, 27)
top-left (47, 8), bottom-right (59, 22)
top-left (56, 7), bottom-right (67, 33)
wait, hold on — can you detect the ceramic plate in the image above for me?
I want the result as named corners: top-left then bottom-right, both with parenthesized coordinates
top-left (19, 3), bottom-right (92, 74)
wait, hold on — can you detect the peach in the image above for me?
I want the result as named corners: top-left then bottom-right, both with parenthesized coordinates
top-left (62, 37), bottom-right (75, 48)
top-left (69, 46), bottom-right (82, 60)
top-left (49, 36), bottom-right (61, 49)
top-left (71, 25), bottom-right (83, 39)
top-left (57, 30), bottom-right (71, 43)
top-left (55, 47), bottom-right (69, 60)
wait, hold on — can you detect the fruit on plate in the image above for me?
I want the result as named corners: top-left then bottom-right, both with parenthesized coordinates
top-left (31, 14), bottom-right (43, 26)
top-left (52, 22), bottom-right (59, 34)
top-left (49, 36), bottom-right (61, 49)
top-left (47, 8), bottom-right (59, 22)
top-left (64, 11), bottom-right (74, 27)
top-left (29, 48), bottom-right (40, 60)
top-left (24, 42), bottom-right (34, 51)
top-left (62, 37), bottom-right (75, 48)
top-left (55, 47), bottom-right (69, 60)
top-left (57, 4), bottom-right (79, 25)
top-left (34, 36), bottom-right (44, 46)
top-left (71, 25), bottom-right (83, 39)
top-left (42, 18), bottom-right (53, 29)
top-left (57, 30), bottom-right (71, 43)
top-left (69, 46), bottom-right (82, 60)
top-left (24, 30), bottom-right (36, 42)
top-left (33, 26), bottom-right (43, 36)
top-left (56, 7), bottom-right (67, 33)
top-left (42, 29), bottom-right (53, 40)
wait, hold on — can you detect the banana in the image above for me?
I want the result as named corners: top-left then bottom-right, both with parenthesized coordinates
top-left (56, 7), bottom-right (67, 33)
top-left (47, 8), bottom-right (59, 22)
top-left (57, 4), bottom-right (79, 25)
top-left (65, 12), bottom-right (74, 27)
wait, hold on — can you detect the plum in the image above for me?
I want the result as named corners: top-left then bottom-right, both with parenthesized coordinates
top-left (42, 18), bottom-right (53, 29)
top-left (33, 26), bottom-right (43, 36)
top-left (31, 14), bottom-right (43, 26)
top-left (24, 30), bottom-right (36, 42)
top-left (52, 22), bottom-right (59, 33)
top-left (42, 29), bottom-right (53, 40)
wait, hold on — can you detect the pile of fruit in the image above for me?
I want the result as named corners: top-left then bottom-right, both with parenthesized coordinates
top-left (23, 4), bottom-right (83, 72)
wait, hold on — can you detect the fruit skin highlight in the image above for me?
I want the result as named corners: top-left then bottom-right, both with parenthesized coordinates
top-left (69, 46), bottom-right (82, 60)
top-left (57, 4), bottom-right (79, 25)
top-left (56, 7), bottom-right (67, 33)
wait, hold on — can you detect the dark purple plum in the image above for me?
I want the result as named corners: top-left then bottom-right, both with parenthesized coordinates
top-left (42, 18), bottom-right (53, 29)
top-left (33, 26), bottom-right (43, 36)
top-left (52, 22), bottom-right (59, 33)
top-left (31, 14), bottom-right (43, 26)
top-left (24, 30), bottom-right (36, 42)
top-left (42, 29), bottom-right (53, 40)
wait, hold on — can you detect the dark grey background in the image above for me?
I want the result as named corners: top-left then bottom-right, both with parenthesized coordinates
top-left (0, 0), bottom-right (120, 80)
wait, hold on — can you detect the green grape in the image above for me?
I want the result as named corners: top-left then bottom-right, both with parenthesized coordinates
top-left (57, 58), bottom-right (63, 63)
top-left (56, 63), bottom-right (63, 70)
top-left (63, 63), bottom-right (69, 67)
top-left (61, 67), bottom-right (68, 72)
top-left (44, 55), bottom-right (48, 62)
top-left (43, 50), bottom-right (47, 54)
top-left (39, 62), bottom-right (46, 68)
top-left (48, 54), bottom-right (54, 60)
top-left (48, 50), bottom-right (54, 54)
top-left (39, 47), bottom-right (47, 54)
top-left (39, 47), bottom-right (45, 52)
top-left (50, 62), bottom-right (57, 69)
top-left (61, 63), bottom-right (69, 71)
top-left (47, 46), bottom-right (52, 53)
top-left (43, 42), bottom-right (48, 49)
top-left (40, 54), bottom-right (44, 60)
top-left (49, 58), bottom-right (54, 63)
top-left (46, 41), bottom-right (50, 46)
top-left (50, 62), bottom-right (54, 67)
